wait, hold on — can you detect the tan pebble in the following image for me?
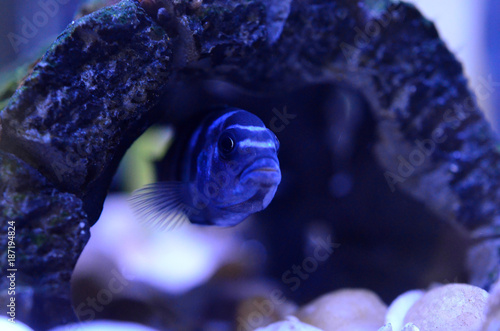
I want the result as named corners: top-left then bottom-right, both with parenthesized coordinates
top-left (295, 288), bottom-right (387, 331)
top-left (403, 283), bottom-right (488, 331)
top-left (236, 295), bottom-right (298, 330)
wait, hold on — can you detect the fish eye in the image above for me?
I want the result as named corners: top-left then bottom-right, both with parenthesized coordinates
top-left (218, 132), bottom-right (236, 156)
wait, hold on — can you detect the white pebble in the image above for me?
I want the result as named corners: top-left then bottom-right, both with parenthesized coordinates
top-left (385, 290), bottom-right (424, 331)
top-left (0, 317), bottom-right (33, 331)
top-left (49, 320), bottom-right (159, 331)
top-left (401, 323), bottom-right (420, 331)
top-left (254, 316), bottom-right (322, 331)
top-left (378, 323), bottom-right (392, 331)
top-left (481, 278), bottom-right (500, 330)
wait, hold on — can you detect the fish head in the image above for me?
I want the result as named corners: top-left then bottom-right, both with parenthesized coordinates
top-left (197, 110), bottom-right (281, 220)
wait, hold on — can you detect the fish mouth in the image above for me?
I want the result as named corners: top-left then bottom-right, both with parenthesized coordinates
top-left (240, 158), bottom-right (281, 186)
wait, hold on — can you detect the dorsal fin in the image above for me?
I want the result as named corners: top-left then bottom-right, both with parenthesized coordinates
top-left (155, 105), bottom-right (234, 182)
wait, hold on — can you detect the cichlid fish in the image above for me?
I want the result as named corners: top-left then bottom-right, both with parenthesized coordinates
top-left (130, 108), bottom-right (281, 230)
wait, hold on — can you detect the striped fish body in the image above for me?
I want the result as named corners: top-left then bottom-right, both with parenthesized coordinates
top-left (130, 108), bottom-right (281, 229)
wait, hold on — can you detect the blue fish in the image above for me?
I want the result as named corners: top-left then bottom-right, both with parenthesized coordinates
top-left (130, 108), bottom-right (281, 230)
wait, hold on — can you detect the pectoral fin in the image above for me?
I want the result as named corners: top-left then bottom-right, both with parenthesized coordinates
top-left (128, 182), bottom-right (192, 231)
